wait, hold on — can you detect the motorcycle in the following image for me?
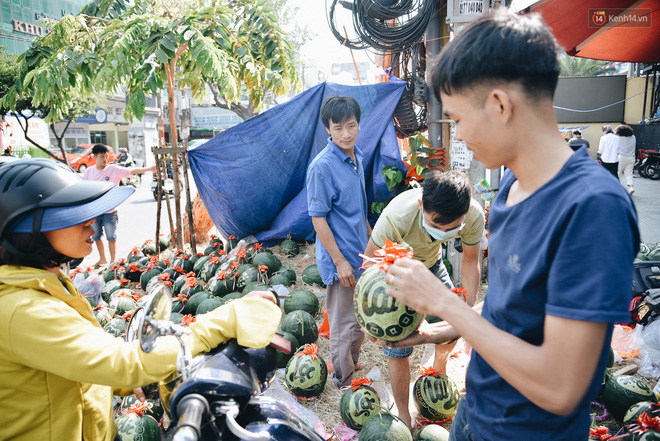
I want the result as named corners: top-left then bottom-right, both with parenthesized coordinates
top-left (127, 287), bottom-right (324, 441)
top-left (114, 156), bottom-right (142, 188)
top-left (640, 150), bottom-right (660, 180)
top-left (150, 159), bottom-right (184, 200)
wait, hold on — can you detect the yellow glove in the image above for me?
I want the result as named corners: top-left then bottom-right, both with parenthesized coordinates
top-left (184, 296), bottom-right (282, 355)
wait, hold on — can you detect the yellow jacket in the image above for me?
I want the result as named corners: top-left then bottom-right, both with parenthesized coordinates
top-left (0, 265), bottom-right (281, 441)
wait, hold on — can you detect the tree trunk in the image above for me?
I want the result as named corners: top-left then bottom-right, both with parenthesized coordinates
top-left (209, 83), bottom-right (256, 120)
top-left (49, 120), bottom-right (72, 166)
top-left (166, 63), bottom-right (184, 250)
top-left (13, 112), bottom-right (62, 162)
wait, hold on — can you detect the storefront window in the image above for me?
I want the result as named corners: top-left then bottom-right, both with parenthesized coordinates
top-left (90, 131), bottom-right (107, 145)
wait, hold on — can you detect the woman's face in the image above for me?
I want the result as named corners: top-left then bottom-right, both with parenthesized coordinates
top-left (43, 219), bottom-right (96, 259)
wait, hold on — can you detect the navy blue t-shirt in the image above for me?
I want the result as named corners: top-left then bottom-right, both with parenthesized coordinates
top-left (464, 149), bottom-right (639, 440)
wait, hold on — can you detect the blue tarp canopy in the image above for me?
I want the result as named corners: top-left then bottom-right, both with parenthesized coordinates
top-left (188, 80), bottom-right (407, 243)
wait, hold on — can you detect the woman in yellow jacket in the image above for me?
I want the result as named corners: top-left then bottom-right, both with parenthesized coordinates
top-left (0, 159), bottom-right (281, 441)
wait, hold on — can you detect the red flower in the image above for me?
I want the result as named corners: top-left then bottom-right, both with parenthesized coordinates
top-left (210, 255), bottom-right (220, 264)
top-left (258, 265), bottom-right (268, 273)
top-left (131, 247), bottom-right (139, 256)
top-left (173, 294), bottom-right (188, 303)
top-left (419, 366), bottom-right (445, 377)
top-left (253, 243), bottom-right (263, 250)
top-left (158, 273), bottom-right (171, 281)
top-left (181, 314), bottom-right (196, 326)
top-left (589, 426), bottom-right (613, 440)
top-left (237, 249), bottom-right (247, 260)
top-left (229, 261), bottom-right (240, 270)
top-left (120, 278), bottom-right (130, 286)
top-left (228, 235), bottom-right (236, 240)
top-left (123, 401), bottom-right (151, 417)
top-left (296, 343), bottom-right (319, 360)
top-left (173, 266), bottom-right (186, 274)
top-left (360, 239), bottom-right (414, 271)
top-left (216, 271), bottom-right (227, 280)
top-left (349, 377), bottom-right (372, 391)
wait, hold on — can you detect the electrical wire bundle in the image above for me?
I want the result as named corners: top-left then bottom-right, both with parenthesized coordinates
top-left (327, 0), bottom-right (438, 54)
top-left (391, 43), bottom-right (428, 137)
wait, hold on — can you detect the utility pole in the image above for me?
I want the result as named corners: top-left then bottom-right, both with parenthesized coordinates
top-left (425, 1), bottom-right (446, 166)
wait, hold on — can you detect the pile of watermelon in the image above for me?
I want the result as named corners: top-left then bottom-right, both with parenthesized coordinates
top-left (636, 242), bottom-right (660, 261)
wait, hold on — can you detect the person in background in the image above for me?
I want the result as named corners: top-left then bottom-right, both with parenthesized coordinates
top-left (598, 125), bottom-right (619, 176)
top-left (363, 170), bottom-right (484, 429)
top-left (0, 158), bottom-right (281, 441)
top-left (83, 144), bottom-right (155, 266)
top-left (306, 96), bottom-right (370, 387)
top-left (2, 148), bottom-right (13, 156)
top-left (371, 11), bottom-right (639, 441)
top-left (567, 130), bottom-right (589, 152)
top-left (616, 124), bottom-right (636, 195)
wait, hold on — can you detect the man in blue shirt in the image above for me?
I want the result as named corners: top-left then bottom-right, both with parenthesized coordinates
top-left (306, 96), bottom-right (371, 387)
top-left (374, 11), bottom-right (639, 440)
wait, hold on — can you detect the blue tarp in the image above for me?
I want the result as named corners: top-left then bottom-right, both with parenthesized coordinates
top-left (188, 80), bottom-right (407, 243)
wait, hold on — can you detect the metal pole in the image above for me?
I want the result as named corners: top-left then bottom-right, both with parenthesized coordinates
top-left (426, 3), bottom-right (444, 162)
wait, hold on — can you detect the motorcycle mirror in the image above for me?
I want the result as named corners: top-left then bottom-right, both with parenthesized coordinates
top-left (140, 286), bottom-right (173, 353)
top-left (125, 307), bottom-right (145, 343)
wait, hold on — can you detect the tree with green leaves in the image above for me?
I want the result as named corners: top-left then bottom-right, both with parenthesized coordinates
top-left (2, 0), bottom-right (299, 248)
top-left (208, 0), bottom-right (313, 119)
top-left (559, 55), bottom-right (618, 77)
top-left (0, 47), bottom-right (100, 163)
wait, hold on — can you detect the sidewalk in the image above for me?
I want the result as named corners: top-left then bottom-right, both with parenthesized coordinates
top-left (630, 174), bottom-right (660, 245)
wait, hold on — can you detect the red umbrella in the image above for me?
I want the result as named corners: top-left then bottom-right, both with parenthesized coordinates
top-left (522, 0), bottom-right (660, 62)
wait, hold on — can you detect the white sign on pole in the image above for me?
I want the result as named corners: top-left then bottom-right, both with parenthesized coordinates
top-left (449, 124), bottom-right (473, 171)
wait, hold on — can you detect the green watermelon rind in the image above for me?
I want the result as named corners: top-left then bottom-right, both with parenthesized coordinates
top-left (358, 412), bottom-right (412, 441)
top-left (354, 266), bottom-right (424, 342)
top-left (283, 290), bottom-right (320, 317)
top-left (340, 385), bottom-right (381, 430)
top-left (284, 349), bottom-right (328, 398)
top-left (602, 375), bottom-right (657, 421)
top-left (412, 373), bottom-right (461, 420)
top-left (280, 310), bottom-right (318, 346)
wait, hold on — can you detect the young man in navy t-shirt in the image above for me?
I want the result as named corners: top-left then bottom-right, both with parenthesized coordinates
top-left (374, 11), bottom-right (639, 441)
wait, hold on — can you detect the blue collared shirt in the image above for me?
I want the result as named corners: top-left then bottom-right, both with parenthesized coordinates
top-left (306, 138), bottom-right (369, 285)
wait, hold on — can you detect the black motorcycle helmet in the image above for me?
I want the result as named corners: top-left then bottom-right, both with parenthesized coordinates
top-left (0, 158), bottom-right (134, 268)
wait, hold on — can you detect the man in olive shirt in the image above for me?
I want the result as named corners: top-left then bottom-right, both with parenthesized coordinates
top-left (363, 170), bottom-right (484, 428)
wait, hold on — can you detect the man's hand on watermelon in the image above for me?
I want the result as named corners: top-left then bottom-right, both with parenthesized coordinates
top-left (365, 320), bottom-right (459, 348)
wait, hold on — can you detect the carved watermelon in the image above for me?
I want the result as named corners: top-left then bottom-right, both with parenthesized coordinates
top-left (172, 256), bottom-right (193, 273)
top-left (603, 375), bottom-right (657, 421)
top-left (237, 267), bottom-right (265, 289)
top-left (207, 271), bottom-right (237, 297)
top-left (417, 424), bottom-right (450, 441)
top-left (624, 401), bottom-right (657, 426)
top-left (413, 370), bottom-right (460, 420)
top-left (354, 265), bottom-right (423, 342)
top-left (358, 412), bottom-right (412, 441)
top-left (114, 407), bottom-right (161, 441)
top-left (285, 344), bottom-right (327, 400)
top-left (103, 317), bottom-right (128, 337)
top-left (340, 380), bottom-right (381, 430)
top-left (104, 262), bottom-right (128, 282)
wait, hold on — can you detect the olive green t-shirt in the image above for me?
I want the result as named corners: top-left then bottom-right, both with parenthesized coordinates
top-left (370, 187), bottom-right (485, 268)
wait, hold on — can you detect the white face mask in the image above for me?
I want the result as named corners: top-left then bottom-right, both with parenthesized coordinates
top-left (422, 217), bottom-right (464, 241)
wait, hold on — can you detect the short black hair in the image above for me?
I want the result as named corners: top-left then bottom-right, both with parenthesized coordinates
top-left (92, 144), bottom-right (109, 155)
top-left (320, 96), bottom-right (361, 129)
top-left (572, 130), bottom-right (581, 136)
top-left (615, 125), bottom-right (634, 137)
top-left (430, 10), bottom-right (560, 101)
top-left (421, 170), bottom-right (472, 225)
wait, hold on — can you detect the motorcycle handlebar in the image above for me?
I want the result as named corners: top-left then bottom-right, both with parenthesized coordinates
top-left (172, 394), bottom-right (209, 441)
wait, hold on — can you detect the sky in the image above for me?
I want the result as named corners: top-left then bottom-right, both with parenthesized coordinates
top-left (287, 0), bottom-right (374, 75)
